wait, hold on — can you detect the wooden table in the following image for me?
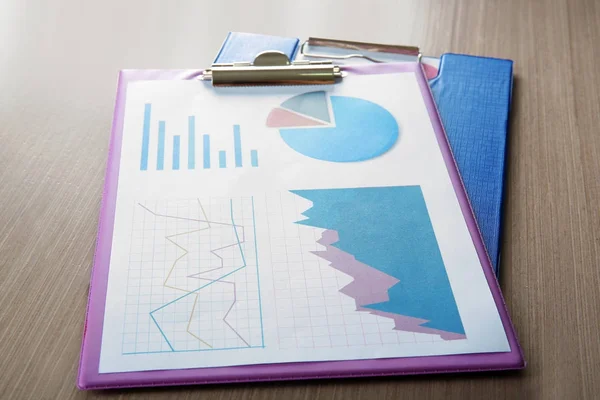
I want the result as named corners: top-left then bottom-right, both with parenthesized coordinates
top-left (1, 0), bottom-right (599, 398)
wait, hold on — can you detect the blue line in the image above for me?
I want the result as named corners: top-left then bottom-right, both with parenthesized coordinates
top-left (233, 125), bottom-right (242, 167)
top-left (173, 135), bottom-right (180, 170)
top-left (251, 197), bottom-right (265, 347)
top-left (203, 134), bottom-right (210, 169)
top-left (250, 150), bottom-right (258, 167)
top-left (123, 346), bottom-right (263, 355)
top-left (149, 200), bottom-right (248, 350)
top-left (219, 151), bottom-right (226, 168)
top-left (188, 116), bottom-right (195, 169)
top-left (150, 313), bottom-right (174, 351)
top-left (157, 121), bottom-right (165, 170)
top-left (140, 104), bottom-right (151, 170)
top-left (151, 266), bottom-right (245, 315)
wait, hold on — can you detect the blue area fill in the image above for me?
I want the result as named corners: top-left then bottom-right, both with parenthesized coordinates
top-left (281, 91), bottom-right (330, 123)
top-left (291, 186), bottom-right (465, 335)
top-left (279, 96), bottom-right (399, 163)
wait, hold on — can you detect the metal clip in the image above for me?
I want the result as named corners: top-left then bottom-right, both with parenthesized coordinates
top-left (201, 50), bottom-right (343, 87)
top-left (300, 37), bottom-right (422, 64)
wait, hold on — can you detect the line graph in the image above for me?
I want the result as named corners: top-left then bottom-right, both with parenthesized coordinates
top-left (147, 200), bottom-right (247, 351)
top-left (122, 197), bottom-right (263, 354)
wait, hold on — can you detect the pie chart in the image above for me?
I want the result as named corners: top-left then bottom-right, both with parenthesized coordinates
top-left (266, 91), bottom-right (399, 162)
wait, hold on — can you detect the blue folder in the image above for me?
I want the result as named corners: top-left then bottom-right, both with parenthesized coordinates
top-left (429, 54), bottom-right (512, 276)
top-left (214, 33), bottom-right (512, 276)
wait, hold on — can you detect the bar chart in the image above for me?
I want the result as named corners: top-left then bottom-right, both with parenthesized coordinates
top-left (139, 104), bottom-right (259, 171)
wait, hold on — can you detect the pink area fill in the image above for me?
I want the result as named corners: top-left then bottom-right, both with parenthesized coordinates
top-left (314, 229), bottom-right (466, 341)
top-left (422, 63), bottom-right (439, 80)
top-left (266, 107), bottom-right (327, 128)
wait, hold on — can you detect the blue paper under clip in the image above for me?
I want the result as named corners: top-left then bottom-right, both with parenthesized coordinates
top-left (214, 32), bottom-right (300, 64)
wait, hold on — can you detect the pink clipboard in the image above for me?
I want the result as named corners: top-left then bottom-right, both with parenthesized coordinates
top-left (78, 63), bottom-right (524, 390)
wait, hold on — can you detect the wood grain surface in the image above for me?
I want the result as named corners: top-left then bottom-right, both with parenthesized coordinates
top-left (1, 0), bottom-right (599, 399)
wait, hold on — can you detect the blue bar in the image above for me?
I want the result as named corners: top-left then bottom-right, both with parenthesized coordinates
top-left (219, 151), bottom-right (226, 168)
top-left (188, 116), bottom-right (195, 169)
top-left (233, 125), bottom-right (242, 167)
top-left (251, 150), bottom-right (258, 167)
top-left (173, 135), bottom-right (180, 170)
top-left (157, 121), bottom-right (165, 170)
top-left (140, 104), bottom-right (151, 170)
top-left (203, 134), bottom-right (210, 169)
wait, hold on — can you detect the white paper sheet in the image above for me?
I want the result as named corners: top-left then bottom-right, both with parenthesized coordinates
top-left (99, 73), bottom-right (510, 373)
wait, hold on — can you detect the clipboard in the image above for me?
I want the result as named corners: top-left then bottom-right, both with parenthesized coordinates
top-left (215, 33), bottom-right (513, 276)
top-left (77, 60), bottom-right (523, 390)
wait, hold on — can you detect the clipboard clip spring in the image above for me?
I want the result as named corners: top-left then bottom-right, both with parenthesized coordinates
top-left (201, 51), bottom-right (343, 87)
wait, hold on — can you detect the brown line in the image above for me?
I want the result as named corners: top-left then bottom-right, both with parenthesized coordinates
top-left (138, 201), bottom-right (250, 347)
top-left (190, 278), bottom-right (250, 347)
top-left (186, 293), bottom-right (213, 348)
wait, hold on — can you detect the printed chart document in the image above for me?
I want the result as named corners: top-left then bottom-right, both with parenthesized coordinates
top-left (98, 72), bottom-right (510, 373)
